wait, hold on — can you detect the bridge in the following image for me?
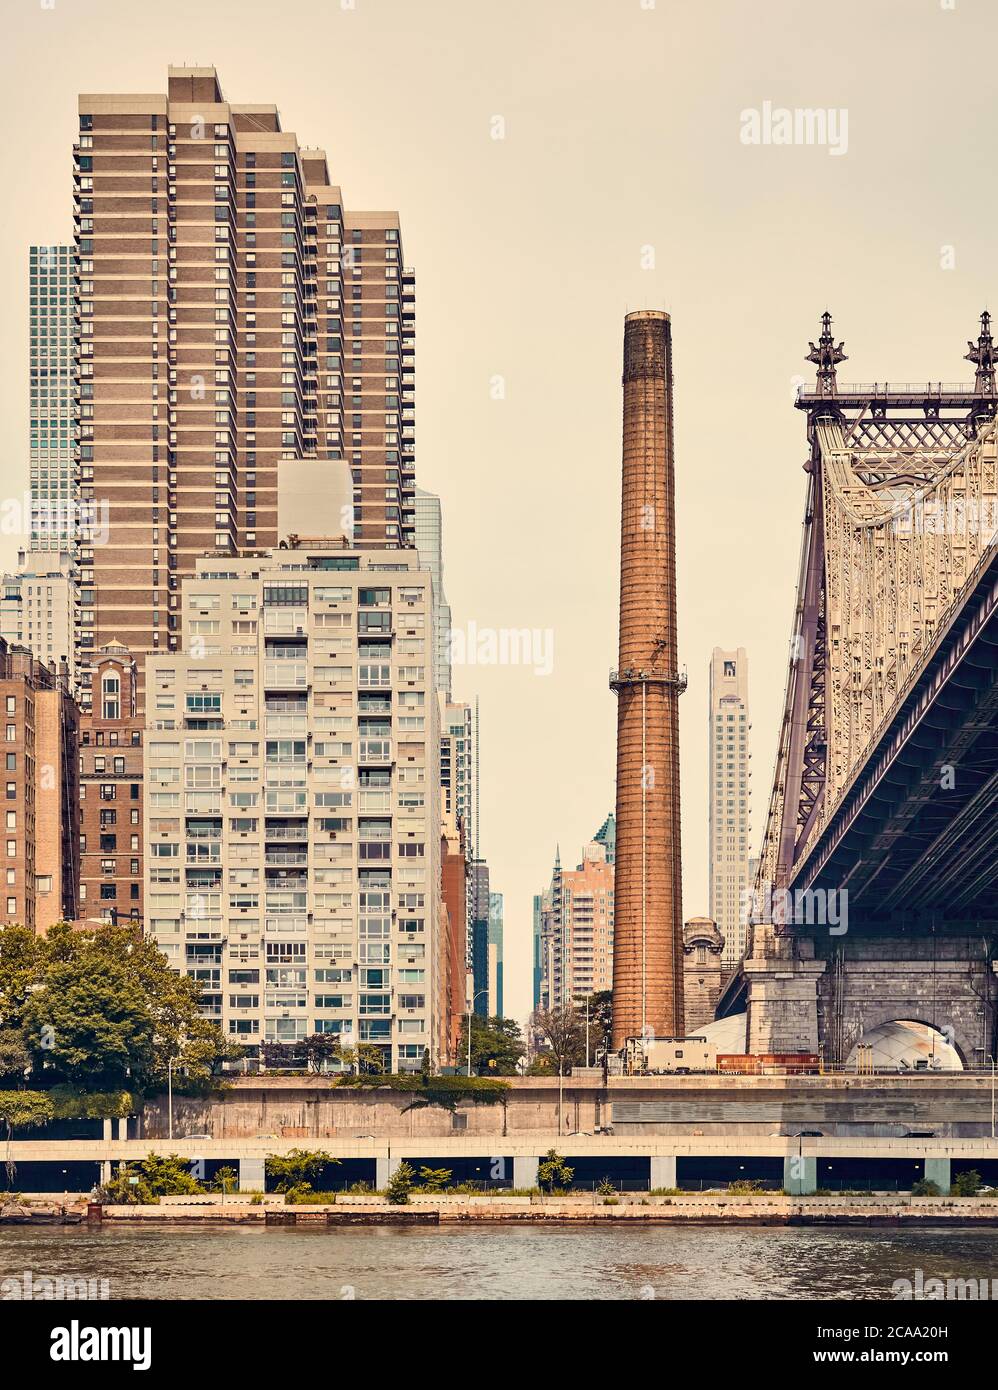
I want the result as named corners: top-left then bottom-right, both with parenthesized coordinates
top-left (718, 313), bottom-right (998, 1063)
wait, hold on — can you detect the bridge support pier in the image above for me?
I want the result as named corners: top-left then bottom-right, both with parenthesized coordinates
top-left (923, 1158), bottom-right (951, 1194)
top-left (513, 1155), bottom-right (539, 1190)
top-left (649, 1155), bottom-right (677, 1191)
top-left (239, 1158), bottom-right (266, 1193)
top-left (376, 1155), bottom-right (402, 1190)
top-left (744, 925), bottom-right (825, 1055)
top-left (783, 1153), bottom-right (817, 1195)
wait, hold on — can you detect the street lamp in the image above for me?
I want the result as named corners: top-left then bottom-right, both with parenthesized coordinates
top-left (466, 990), bottom-right (488, 1077)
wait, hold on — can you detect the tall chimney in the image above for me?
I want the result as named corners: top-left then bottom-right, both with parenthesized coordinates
top-left (610, 310), bottom-right (685, 1051)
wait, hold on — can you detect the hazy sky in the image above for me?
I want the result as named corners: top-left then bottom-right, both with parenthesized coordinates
top-left (2, 0), bottom-right (994, 1025)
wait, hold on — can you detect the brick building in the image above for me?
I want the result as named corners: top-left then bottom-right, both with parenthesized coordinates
top-left (0, 639), bottom-right (79, 932)
top-left (78, 643), bottom-right (144, 926)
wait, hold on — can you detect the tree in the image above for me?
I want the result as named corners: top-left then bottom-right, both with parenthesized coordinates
top-left (334, 1043), bottom-right (386, 1075)
top-left (457, 1014), bottom-right (526, 1076)
top-left (578, 991), bottom-right (613, 1059)
top-left (100, 1152), bottom-right (204, 1204)
top-left (0, 1031), bottom-right (31, 1083)
top-left (951, 1170), bottom-right (982, 1197)
top-left (417, 1166), bottom-right (452, 1193)
top-left (537, 1149), bottom-right (574, 1194)
top-left (22, 953), bottom-right (153, 1089)
top-left (385, 1161), bottom-right (416, 1205)
top-left (5, 924), bottom-right (235, 1093)
top-left (265, 1148), bottom-right (339, 1194)
top-left (529, 1005), bottom-right (586, 1073)
top-left (0, 925), bottom-right (47, 1031)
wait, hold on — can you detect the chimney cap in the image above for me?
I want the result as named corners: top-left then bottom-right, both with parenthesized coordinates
top-left (625, 309), bottom-right (670, 322)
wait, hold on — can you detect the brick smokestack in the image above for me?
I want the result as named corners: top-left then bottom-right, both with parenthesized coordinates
top-left (610, 311), bottom-right (685, 1051)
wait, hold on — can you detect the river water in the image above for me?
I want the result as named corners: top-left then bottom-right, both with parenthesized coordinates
top-left (2, 1225), bottom-right (997, 1300)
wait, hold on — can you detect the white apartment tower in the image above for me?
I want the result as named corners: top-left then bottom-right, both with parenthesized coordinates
top-left (708, 647), bottom-right (751, 967)
top-left (0, 550), bottom-right (80, 690)
top-left (144, 545), bottom-right (442, 1073)
top-left (29, 245), bottom-right (76, 554)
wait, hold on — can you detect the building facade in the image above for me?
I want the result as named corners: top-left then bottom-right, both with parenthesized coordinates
top-left (539, 839), bottom-right (614, 1010)
top-left (74, 65), bottom-right (415, 680)
top-left (414, 489), bottom-right (452, 701)
top-left (0, 640), bottom-right (79, 933)
top-left (29, 244), bottom-right (76, 554)
top-left (682, 916), bottom-right (725, 1034)
top-left (488, 889), bottom-right (504, 1019)
top-left (708, 647), bottom-right (751, 968)
top-left (0, 551), bottom-right (80, 694)
top-left (143, 546), bottom-right (441, 1072)
top-left (78, 645), bottom-right (144, 927)
top-left (469, 858), bottom-right (490, 1018)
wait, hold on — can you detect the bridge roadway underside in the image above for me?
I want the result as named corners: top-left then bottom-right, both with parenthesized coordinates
top-left (794, 547), bottom-right (998, 921)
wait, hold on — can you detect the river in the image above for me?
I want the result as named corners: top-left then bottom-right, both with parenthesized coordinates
top-left (2, 1225), bottom-right (997, 1300)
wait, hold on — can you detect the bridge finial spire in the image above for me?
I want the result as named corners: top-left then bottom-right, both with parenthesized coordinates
top-left (806, 310), bottom-right (847, 397)
top-left (965, 309), bottom-right (995, 397)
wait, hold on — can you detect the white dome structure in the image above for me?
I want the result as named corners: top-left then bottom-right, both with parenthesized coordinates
top-left (845, 1019), bottom-right (963, 1072)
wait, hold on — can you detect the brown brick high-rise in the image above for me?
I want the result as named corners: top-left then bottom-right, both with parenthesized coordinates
top-left (610, 311), bottom-right (684, 1050)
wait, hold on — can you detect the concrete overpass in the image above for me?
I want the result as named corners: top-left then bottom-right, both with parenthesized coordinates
top-left (5, 1131), bottom-right (998, 1196)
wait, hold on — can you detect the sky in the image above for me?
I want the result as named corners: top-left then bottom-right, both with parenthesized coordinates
top-left (2, 0), bottom-right (995, 1026)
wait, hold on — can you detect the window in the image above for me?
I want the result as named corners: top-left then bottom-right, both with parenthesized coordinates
top-left (102, 672), bottom-right (121, 720)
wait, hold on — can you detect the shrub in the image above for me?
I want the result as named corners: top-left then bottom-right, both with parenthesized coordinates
top-left (385, 1161), bottom-right (416, 1205)
top-left (728, 1179), bottom-right (765, 1195)
top-left (266, 1149), bottom-right (339, 1193)
top-left (596, 1177), bottom-right (616, 1196)
top-left (416, 1166), bottom-right (452, 1193)
top-left (912, 1178), bottom-right (941, 1197)
top-left (951, 1170), bottom-right (982, 1197)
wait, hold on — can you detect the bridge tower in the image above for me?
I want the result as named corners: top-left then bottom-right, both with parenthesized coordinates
top-left (734, 312), bottom-right (998, 1064)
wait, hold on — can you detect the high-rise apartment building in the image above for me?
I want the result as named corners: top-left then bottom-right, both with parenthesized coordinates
top-left (78, 645), bottom-right (144, 927)
top-left (0, 551), bottom-right (80, 692)
top-left (75, 65), bottom-right (416, 679)
top-left (708, 647), bottom-right (751, 967)
top-left (538, 839), bottom-right (614, 1010)
top-left (469, 858), bottom-right (490, 1018)
top-left (488, 890), bottom-right (504, 1019)
top-left (414, 489), bottom-right (452, 700)
top-left (143, 545), bottom-right (441, 1072)
top-left (439, 699), bottom-right (473, 834)
top-left (29, 245), bottom-right (76, 554)
top-left (0, 640), bottom-right (79, 933)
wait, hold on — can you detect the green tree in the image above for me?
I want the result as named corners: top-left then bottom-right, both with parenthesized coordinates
top-left (208, 1165), bottom-right (239, 1195)
top-left (22, 953), bottom-right (153, 1089)
top-left (334, 1042), bottom-right (386, 1075)
top-left (0, 925), bottom-right (47, 1031)
top-left (386, 1161), bottom-right (416, 1205)
top-left (537, 1149), bottom-right (574, 1195)
top-left (417, 1166), bottom-right (452, 1193)
top-left (951, 1169), bottom-right (982, 1197)
top-left (0, 1031), bottom-right (31, 1084)
top-left (101, 1152), bottom-right (203, 1204)
top-left (265, 1148), bottom-right (340, 1194)
top-left (457, 1014), bottom-right (526, 1076)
